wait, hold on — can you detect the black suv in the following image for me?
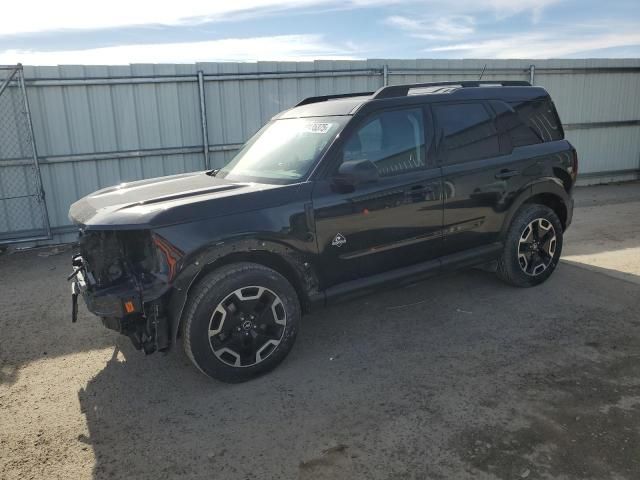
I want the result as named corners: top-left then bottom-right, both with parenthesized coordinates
top-left (69, 80), bottom-right (577, 382)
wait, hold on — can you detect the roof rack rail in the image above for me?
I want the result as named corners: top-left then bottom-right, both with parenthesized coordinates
top-left (372, 80), bottom-right (531, 100)
top-left (295, 91), bottom-right (374, 107)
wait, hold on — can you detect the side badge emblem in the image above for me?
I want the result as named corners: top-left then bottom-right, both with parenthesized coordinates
top-left (332, 233), bottom-right (347, 247)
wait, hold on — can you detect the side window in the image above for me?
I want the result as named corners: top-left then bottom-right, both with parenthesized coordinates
top-left (341, 108), bottom-right (426, 177)
top-left (433, 102), bottom-right (500, 164)
top-left (509, 98), bottom-right (563, 142)
top-left (489, 100), bottom-right (541, 150)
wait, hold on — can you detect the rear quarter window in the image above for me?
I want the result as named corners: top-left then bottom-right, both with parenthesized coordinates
top-left (489, 100), bottom-right (541, 149)
top-left (509, 97), bottom-right (563, 142)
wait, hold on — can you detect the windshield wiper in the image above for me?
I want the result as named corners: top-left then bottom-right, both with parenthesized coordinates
top-left (206, 169), bottom-right (220, 177)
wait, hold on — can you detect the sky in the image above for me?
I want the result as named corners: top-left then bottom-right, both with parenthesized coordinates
top-left (0, 0), bottom-right (639, 65)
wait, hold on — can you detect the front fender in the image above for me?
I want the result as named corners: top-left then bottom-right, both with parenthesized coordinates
top-left (164, 237), bottom-right (319, 347)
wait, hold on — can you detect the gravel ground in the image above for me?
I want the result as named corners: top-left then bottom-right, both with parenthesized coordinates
top-left (1, 182), bottom-right (639, 480)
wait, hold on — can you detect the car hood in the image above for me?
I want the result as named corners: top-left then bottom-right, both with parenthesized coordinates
top-left (68, 171), bottom-right (288, 230)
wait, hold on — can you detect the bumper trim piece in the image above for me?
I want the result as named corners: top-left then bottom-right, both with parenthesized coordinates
top-left (71, 282), bottom-right (78, 323)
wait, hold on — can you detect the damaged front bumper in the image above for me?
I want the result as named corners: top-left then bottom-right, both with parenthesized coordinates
top-left (69, 252), bottom-right (172, 354)
top-left (70, 254), bottom-right (143, 317)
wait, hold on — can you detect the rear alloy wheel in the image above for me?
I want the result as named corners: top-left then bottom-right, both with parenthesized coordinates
top-left (182, 263), bottom-right (300, 382)
top-left (497, 204), bottom-right (563, 287)
top-left (517, 218), bottom-right (557, 276)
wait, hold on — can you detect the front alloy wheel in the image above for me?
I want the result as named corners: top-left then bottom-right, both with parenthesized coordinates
top-left (182, 262), bottom-right (300, 382)
top-left (208, 286), bottom-right (287, 367)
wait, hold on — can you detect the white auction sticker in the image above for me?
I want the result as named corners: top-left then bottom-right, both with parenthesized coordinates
top-left (303, 122), bottom-right (332, 134)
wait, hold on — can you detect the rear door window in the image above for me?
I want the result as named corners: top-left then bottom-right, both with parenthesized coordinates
top-left (433, 102), bottom-right (500, 164)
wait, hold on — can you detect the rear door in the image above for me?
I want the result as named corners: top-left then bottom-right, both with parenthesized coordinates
top-left (434, 100), bottom-right (536, 256)
top-left (311, 106), bottom-right (443, 288)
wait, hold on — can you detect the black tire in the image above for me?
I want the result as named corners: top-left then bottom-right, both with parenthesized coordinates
top-left (496, 204), bottom-right (563, 287)
top-left (182, 262), bottom-right (300, 383)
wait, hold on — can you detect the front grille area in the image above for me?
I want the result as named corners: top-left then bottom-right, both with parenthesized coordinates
top-left (78, 230), bottom-right (158, 289)
top-left (78, 231), bottom-right (126, 288)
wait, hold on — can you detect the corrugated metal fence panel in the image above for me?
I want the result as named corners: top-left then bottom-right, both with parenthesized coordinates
top-left (533, 58), bottom-right (640, 175)
top-left (385, 58), bottom-right (531, 83)
top-left (198, 60), bottom-right (383, 168)
top-left (0, 59), bottom-right (637, 244)
top-left (22, 64), bottom-right (206, 229)
top-left (377, 58), bottom-right (640, 176)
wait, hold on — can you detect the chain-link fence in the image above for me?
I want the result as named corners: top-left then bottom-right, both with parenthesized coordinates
top-left (0, 65), bottom-right (50, 244)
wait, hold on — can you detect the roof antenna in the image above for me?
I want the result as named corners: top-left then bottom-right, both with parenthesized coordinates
top-left (478, 63), bottom-right (487, 81)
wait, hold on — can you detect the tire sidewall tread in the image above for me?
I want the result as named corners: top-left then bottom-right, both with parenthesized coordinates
top-left (182, 262), bottom-right (300, 383)
top-left (497, 204), bottom-right (564, 287)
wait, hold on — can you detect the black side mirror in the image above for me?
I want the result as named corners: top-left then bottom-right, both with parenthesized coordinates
top-left (332, 159), bottom-right (379, 192)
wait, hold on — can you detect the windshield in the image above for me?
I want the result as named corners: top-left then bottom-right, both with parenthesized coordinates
top-left (217, 116), bottom-right (349, 184)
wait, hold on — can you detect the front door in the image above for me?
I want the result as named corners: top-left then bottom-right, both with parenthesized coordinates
top-left (312, 106), bottom-right (443, 289)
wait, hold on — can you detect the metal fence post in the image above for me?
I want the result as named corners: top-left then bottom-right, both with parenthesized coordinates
top-left (383, 64), bottom-right (389, 86)
top-left (197, 70), bottom-right (210, 170)
top-left (529, 64), bottom-right (535, 85)
top-left (18, 65), bottom-right (52, 240)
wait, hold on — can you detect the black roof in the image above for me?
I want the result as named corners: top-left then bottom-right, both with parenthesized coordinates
top-left (276, 80), bottom-right (550, 119)
top-left (276, 96), bottom-right (372, 119)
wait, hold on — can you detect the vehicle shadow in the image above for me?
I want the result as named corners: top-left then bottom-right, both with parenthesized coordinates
top-left (76, 263), bottom-right (640, 480)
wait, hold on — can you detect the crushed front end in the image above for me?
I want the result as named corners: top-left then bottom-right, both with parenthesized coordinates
top-left (69, 229), bottom-right (182, 354)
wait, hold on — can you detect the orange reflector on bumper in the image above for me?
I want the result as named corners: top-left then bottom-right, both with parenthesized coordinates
top-left (124, 301), bottom-right (135, 314)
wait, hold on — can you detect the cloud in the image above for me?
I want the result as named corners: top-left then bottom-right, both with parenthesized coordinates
top-left (0, 0), bottom-right (330, 36)
top-left (0, 0), bottom-right (405, 36)
top-left (385, 16), bottom-right (423, 32)
top-left (0, 35), bottom-right (358, 65)
top-left (386, 15), bottom-right (475, 40)
top-left (384, 0), bottom-right (562, 43)
top-left (383, 1), bottom-right (640, 59)
top-left (428, 31), bottom-right (640, 58)
top-left (486, 0), bottom-right (561, 22)
top-left (1, 0), bottom-right (563, 37)
top-left (2, 0), bottom-right (638, 62)
top-left (385, 0), bottom-right (562, 29)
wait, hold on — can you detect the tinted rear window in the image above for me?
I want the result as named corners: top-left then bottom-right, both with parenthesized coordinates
top-left (509, 97), bottom-right (563, 142)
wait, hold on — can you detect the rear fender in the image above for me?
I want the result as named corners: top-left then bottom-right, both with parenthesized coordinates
top-left (499, 177), bottom-right (570, 238)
